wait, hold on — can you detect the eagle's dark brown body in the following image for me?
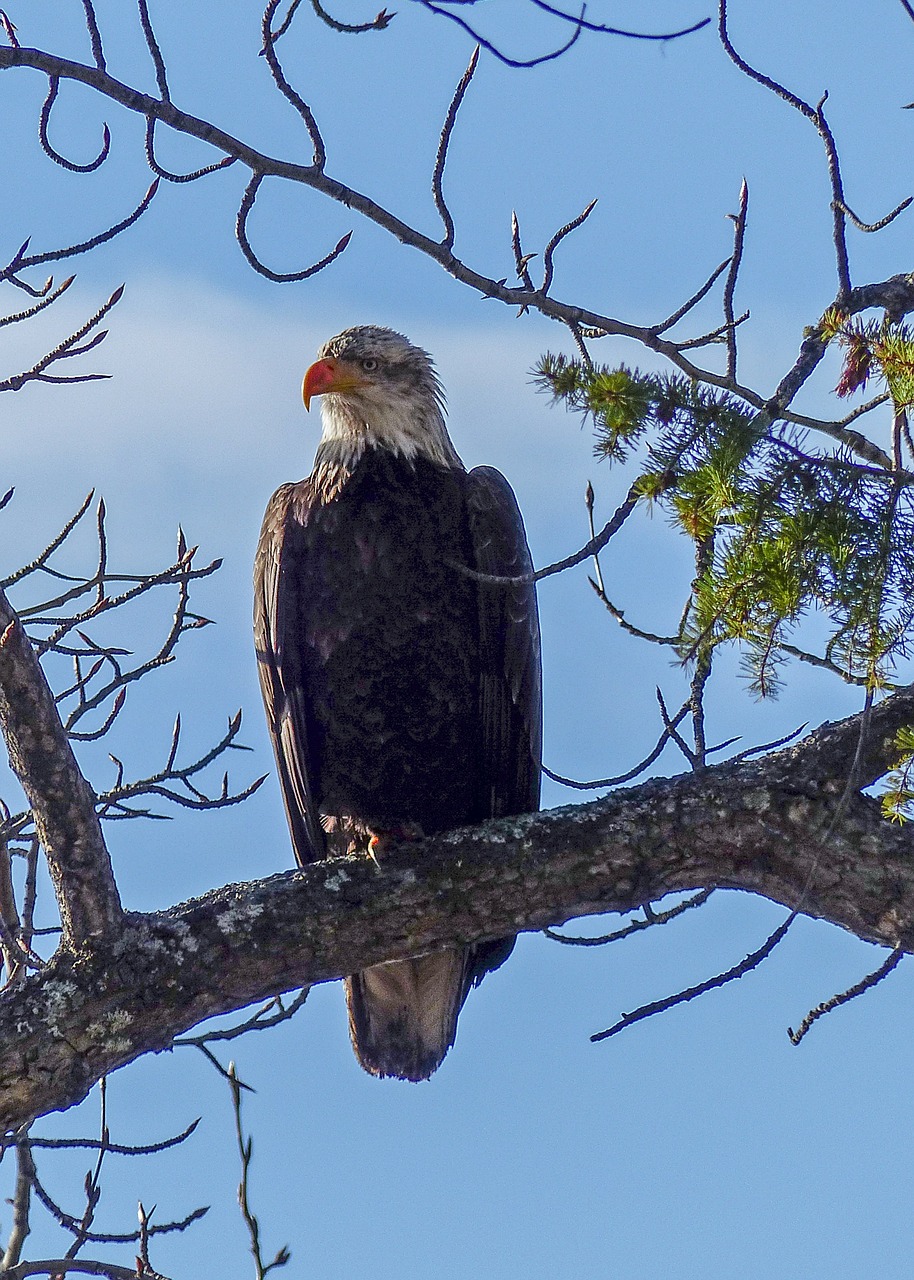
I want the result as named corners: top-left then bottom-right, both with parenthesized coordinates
top-left (254, 326), bottom-right (541, 1080)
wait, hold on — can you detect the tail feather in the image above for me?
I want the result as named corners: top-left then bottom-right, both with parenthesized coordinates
top-left (345, 948), bottom-right (469, 1081)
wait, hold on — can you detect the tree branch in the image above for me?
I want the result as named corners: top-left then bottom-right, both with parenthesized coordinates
top-left (0, 592), bottom-right (121, 948)
top-left (1, 687), bottom-right (913, 1130)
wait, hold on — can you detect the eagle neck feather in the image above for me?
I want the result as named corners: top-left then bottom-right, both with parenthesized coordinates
top-left (312, 389), bottom-right (462, 500)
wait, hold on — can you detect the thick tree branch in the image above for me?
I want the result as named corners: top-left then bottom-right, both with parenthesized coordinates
top-left (0, 592), bottom-right (121, 949)
top-left (1, 688), bottom-right (913, 1131)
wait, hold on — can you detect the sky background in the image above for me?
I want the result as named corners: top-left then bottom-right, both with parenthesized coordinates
top-left (2, 2), bottom-right (914, 1276)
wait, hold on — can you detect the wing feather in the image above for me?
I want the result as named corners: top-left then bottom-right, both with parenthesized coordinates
top-left (465, 465), bottom-right (543, 984)
top-left (253, 483), bottom-right (325, 866)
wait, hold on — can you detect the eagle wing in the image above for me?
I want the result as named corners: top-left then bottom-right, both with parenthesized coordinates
top-left (464, 465), bottom-right (543, 983)
top-left (253, 482), bottom-right (326, 866)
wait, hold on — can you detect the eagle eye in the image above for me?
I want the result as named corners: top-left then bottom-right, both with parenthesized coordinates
top-left (361, 358), bottom-right (379, 372)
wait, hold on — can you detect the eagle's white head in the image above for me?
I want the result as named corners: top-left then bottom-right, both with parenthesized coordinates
top-left (304, 326), bottom-right (463, 472)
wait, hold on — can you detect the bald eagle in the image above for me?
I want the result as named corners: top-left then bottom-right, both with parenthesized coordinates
top-left (254, 326), bottom-right (541, 1081)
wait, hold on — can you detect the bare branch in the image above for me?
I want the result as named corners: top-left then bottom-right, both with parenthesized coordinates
top-left (236, 172), bottom-right (351, 281)
top-left (433, 46), bottom-right (479, 250)
top-left (590, 913), bottom-right (796, 1042)
top-left (546, 890), bottom-right (714, 946)
top-left (174, 991), bottom-right (309, 1049)
top-left (80, 0), bottom-right (106, 71)
top-left (0, 287), bottom-right (123, 395)
top-left (415, 1), bottom-right (586, 69)
top-left (787, 947), bottom-right (905, 1045)
top-left (144, 118), bottom-right (236, 183)
top-left (227, 1063), bottom-right (290, 1279)
top-left (525, 1), bottom-right (711, 41)
top-left (542, 199), bottom-right (597, 296)
top-left (261, 0), bottom-right (326, 168)
top-left (137, 0), bottom-right (170, 101)
top-left (39, 77), bottom-right (110, 173)
top-left (651, 258), bottom-right (730, 335)
top-left (267, 0), bottom-right (304, 43)
top-left (717, 0), bottom-right (851, 299)
top-left (543, 698), bottom-right (690, 790)
top-left (0, 592), bottom-right (122, 947)
top-left (310, 0), bottom-right (393, 34)
top-left (15, 183), bottom-right (159, 271)
top-left (6, 1119), bottom-right (201, 1157)
top-left (459, 477), bottom-right (665, 584)
top-left (835, 195), bottom-right (913, 233)
top-left (0, 1258), bottom-right (169, 1278)
top-left (1, 1137), bottom-right (35, 1270)
top-left (0, 275), bottom-right (75, 328)
top-left (723, 178), bottom-right (748, 377)
top-left (0, 684), bottom-right (908, 1130)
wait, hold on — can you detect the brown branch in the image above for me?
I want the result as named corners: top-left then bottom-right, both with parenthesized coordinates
top-left (227, 1064), bottom-right (290, 1279)
top-left (787, 946), bottom-right (905, 1045)
top-left (0, 1260), bottom-right (169, 1278)
top-left (1, 45), bottom-right (913, 466)
top-left (717, 0), bottom-right (851, 299)
top-left (723, 178), bottom-right (748, 377)
top-left (543, 697), bottom-right (689, 790)
top-left (590, 913), bottom-right (796, 1042)
top-left (39, 76), bottom-right (109, 173)
top-left (651, 257), bottom-right (731, 335)
top-left (0, 591), bottom-right (122, 947)
top-left (144, 118), bottom-right (236, 184)
top-left (5, 1119), bottom-right (200, 1157)
top-left (0, 688), bottom-right (911, 1129)
top-left (545, 888), bottom-right (714, 946)
top-left (310, 0), bottom-right (393, 34)
top-left (835, 196), bottom-right (913, 234)
top-left (542, 199), bottom-right (597, 296)
top-left (433, 46), bottom-right (479, 250)
top-left (2, 1137), bottom-right (35, 1270)
top-left (460, 478), bottom-right (649, 585)
top-left (261, 0), bottom-right (325, 168)
top-left (235, 172), bottom-right (351, 281)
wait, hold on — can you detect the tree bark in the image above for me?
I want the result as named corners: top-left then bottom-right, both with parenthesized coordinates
top-left (0, 684), bottom-right (912, 1131)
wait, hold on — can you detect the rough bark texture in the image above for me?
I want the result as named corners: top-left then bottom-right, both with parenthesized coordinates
top-left (0, 683), bottom-right (913, 1131)
top-left (0, 593), bottom-right (121, 948)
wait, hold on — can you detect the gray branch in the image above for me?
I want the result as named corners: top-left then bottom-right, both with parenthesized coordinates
top-left (1, 687), bottom-right (913, 1131)
top-left (0, 591), bottom-right (121, 948)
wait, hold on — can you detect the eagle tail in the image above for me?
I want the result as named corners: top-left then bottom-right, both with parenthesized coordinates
top-left (345, 948), bottom-right (469, 1081)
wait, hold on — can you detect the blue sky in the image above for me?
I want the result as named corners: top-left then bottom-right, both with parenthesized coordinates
top-left (2, 2), bottom-right (914, 1276)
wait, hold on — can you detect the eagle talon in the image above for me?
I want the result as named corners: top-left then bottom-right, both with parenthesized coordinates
top-left (368, 823), bottom-right (425, 864)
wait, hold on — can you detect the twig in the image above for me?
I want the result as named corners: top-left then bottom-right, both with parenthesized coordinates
top-left (723, 178), bottom-right (748, 378)
top-left (39, 77), bottom-right (110, 173)
top-left (433, 47), bottom-right (479, 250)
top-left (717, 0), bottom-right (851, 299)
top-left (652, 258), bottom-right (730, 335)
top-left (591, 913), bottom-right (796, 1042)
top-left (261, 0), bottom-right (326, 168)
top-left (542, 199), bottom-right (597, 296)
top-left (1, 1135), bottom-right (35, 1269)
top-left (310, 0), bottom-right (393, 34)
top-left (174, 991), bottom-right (309, 1049)
top-left (14, 183), bottom-right (158, 270)
top-left (543, 697), bottom-right (690, 789)
top-left (236, 172), bottom-right (351, 281)
top-left (144, 118), bottom-right (236, 183)
top-left (545, 889), bottom-right (713, 945)
top-left (834, 196), bottom-right (912, 234)
top-left (787, 947), bottom-right (904, 1045)
top-left (227, 1063), bottom-right (290, 1279)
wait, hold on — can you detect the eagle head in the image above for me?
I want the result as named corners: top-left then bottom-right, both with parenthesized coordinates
top-left (304, 326), bottom-right (462, 469)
